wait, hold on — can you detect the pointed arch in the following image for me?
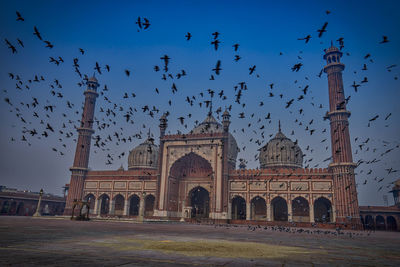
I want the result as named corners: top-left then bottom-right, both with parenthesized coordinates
top-left (84, 193), bottom-right (96, 211)
top-left (231, 196), bottom-right (246, 220)
top-left (250, 196), bottom-right (266, 220)
top-left (98, 193), bottom-right (110, 215)
top-left (314, 197), bottom-right (332, 223)
top-left (292, 197), bottom-right (309, 222)
top-left (271, 196), bottom-right (288, 221)
top-left (144, 194), bottom-right (155, 216)
top-left (189, 186), bottom-right (210, 218)
top-left (167, 152), bottom-right (213, 213)
top-left (113, 194), bottom-right (125, 216)
top-left (376, 215), bottom-right (386, 230)
top-left (129, 194), bottom-right (140, 216)
top-left (387, 216), bottom-right (397, 231)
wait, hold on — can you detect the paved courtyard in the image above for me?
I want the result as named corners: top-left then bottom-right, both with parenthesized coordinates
top-left (0, 216), bottom-right (399, 266)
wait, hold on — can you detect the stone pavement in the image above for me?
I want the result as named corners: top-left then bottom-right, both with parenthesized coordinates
top-left (0, 216), bottom-right (399, 266)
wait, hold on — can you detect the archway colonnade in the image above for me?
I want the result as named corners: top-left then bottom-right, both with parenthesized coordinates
top-left (83, 193), bottom-right (155, 218)
top-left (230, 195), bottom-right (335, 223)
top-left (361, 214), bottom-right (398, 231)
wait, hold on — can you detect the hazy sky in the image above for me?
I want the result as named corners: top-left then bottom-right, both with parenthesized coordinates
top-left (0, 0), bottom-right (399, 206)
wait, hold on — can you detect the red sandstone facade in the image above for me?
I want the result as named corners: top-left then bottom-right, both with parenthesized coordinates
top-left (63, 47), bottom-right (391, 230)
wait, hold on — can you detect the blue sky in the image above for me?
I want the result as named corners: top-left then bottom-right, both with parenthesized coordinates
top-left (0, 0), bottom-right (399, 206)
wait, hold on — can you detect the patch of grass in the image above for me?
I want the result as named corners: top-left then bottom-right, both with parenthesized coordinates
top-left (88, 237), bottom-right (324, 259)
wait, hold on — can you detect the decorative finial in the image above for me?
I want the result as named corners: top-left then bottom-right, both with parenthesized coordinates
top-left (147, 128), bottom-right (151, 139)
top-left (278, 120), bottom-right (281, 132)
top-left (331, 40), bottom-right (333, 47)
top-left (208, 96), bottom-right (213, 116)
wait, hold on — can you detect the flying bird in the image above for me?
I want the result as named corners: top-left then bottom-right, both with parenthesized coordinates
top-left (33, 26), bottom-right (42, 40)
top-left (298, 35), bottom-right (311, 43)
top-left (379, 36), bottom-right (389, 44)
top-left (212, 60), bottom-right (222, 75)
top-left (317, 22), bottom-right (328, 38)
top-left (16, 11), bottom-right (24, 21)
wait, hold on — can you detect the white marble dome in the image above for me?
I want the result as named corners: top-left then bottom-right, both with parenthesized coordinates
top-left (259, 129), bottom-right (303, 169)
top-left (128, 138), bottom-right (159, 170)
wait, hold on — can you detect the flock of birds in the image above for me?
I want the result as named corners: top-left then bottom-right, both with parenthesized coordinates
top-left (210, 223), bottom-right (366, 238)
top-left (2, 10), bottom-right (399, 197)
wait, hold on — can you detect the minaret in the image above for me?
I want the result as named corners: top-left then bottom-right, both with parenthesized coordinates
top-left (323, 45), bottom-right (361, 228)
top-left (222, 109), bottom-right (231, 217)
top-left (64, 75), bottom-right (99, 215)
top-left (155, 113), bottom-right (168, 210)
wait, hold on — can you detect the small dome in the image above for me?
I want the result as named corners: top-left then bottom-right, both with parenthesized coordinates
top-left (259, 128), bottom-right (303, 169)
top-left (88, 76), bottom-right (98, 83)
top-left (128, 138), bottom-right (158, 170)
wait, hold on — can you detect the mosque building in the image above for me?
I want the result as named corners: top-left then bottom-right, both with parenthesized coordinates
top-left (63, 46), bottom-right (388, 230)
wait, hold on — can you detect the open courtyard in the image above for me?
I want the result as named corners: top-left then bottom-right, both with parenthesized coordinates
top-left (0, 216), bottom-right (399, 266)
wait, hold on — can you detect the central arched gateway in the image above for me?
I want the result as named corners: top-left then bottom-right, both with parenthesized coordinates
top-left (167, 152), bottom-right (213, 217)
top-left (189, 186), bottom-right (210, 218)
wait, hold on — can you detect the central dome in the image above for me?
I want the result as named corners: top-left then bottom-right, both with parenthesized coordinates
top-left (191, 113), bottom-right (223, 134)
top-left (128, 137), bottom-right (159, 170)
top-left (259, 125), bottom-right (303, 169)
top-left (190, 112), bottom-right (239, 169)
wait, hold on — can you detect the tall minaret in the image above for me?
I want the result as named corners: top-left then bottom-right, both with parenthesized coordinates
top-left (155, 113), bottom-right (168, 211)
top-left (323, 45), bottom-right (361, 228)
top-left (64, 75), bottom-right (99, 215)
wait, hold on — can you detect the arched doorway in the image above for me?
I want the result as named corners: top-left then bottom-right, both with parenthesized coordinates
top-left (129, 195), bottom-right (140, 216)
top-left (9, 201), bottom-right (17, 215)
top-left (271, 197), bottom-right (288, 221)
top-left (376, 215), bottom-right (386, 230)
top-left (16, 202), bottom-right (24, 215)
top-left (292, 197), bottom-right (309, 222)
top-left (314, 197), bottom-right (332, 223)
top-left (144, 195), bottom-right (155, 216)
top-left (99, 194), bottom-right (110, 215)
top-left (250, 196), bottom-right (266, 220)
top-left (114, 194), bottom-right (125, 216)
top-left (189, 187), bottom-right (210, 218)
top-left (1, 201), bottom-right (10, 214)
top-left (168, 152), bottom-right (213, 214)
top-left (387, 216), bottom-right (397, 231)
top-left (231, 196), bottom-right (246, 220)
top-left (84, 194), bottom-right (96, 213)
top-left (365, 215), bottom-right (375, 230)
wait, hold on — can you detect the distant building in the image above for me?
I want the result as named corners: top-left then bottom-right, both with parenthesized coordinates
top-left (359, 179), bottom-right (400, 231)
top-left (0, 186), bottom-right (65, 216)
top-left (62, 46), bottom-right (391, 231)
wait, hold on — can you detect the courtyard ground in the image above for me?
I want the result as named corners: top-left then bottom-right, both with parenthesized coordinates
top-left (0, 216), bottom-right (399, 266)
